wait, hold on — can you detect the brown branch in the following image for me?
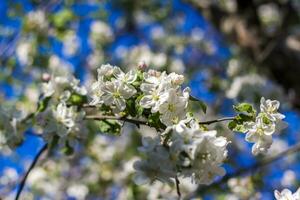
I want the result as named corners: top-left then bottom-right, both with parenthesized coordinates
top-left (85, 113), bottom-right (235, 128)
top-left (184, 142), bottom-right (300, 199)
top-left (84, 115), bottom-right (149, 126)
top-left (85, 114), bottom-right (235, 127)
top-left (198, 117), bottom-right (235, 125)
top-left (175, 176), bottom-right (181, 199)
top-left (15, 143), bottom-right (48, 200)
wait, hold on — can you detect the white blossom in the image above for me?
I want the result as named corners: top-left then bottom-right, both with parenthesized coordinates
top-left (53, 102), bottom-right (77, 131)
top-left (245, 117), bottom-right (275, 155)
top-left (139, 70), bottom-right (186, 115)
top-left (62, 32), bottom-right (80, 57)
top-left (260, 97), bottom-right (285, 122)
top-left (42, 75), bottom-right (87, 98)
top-left (133, 137), bottom-right (176, 185)
top-left (26, 9), bottom-right (48, 31)
top-left (89, 64), bottom-right (114, 105)
top-left (281, 170), bottom-right (296, 187)
top-left (113, 67), bottom-right (137, 84)
top-left (89, 64), bottom-right (137, 108)
top-left (243, 97), bottom-right (285, 155)
top-left (158, 88), bottom-right (189, 126)
top-left (139, 71), bottom-right (167, 112)
top-left (97, 64), bottom-right (114, 80)
top-left (0, 106), bottom-right (24, 149)
top-left (89, 20), bottom-right (113, 46)
top-left (16, 40), bottom-right (36, 66)
top-left (101, 80), bottom-right (136, 112)
top-left (274, 188), bottom-right (300, 200)
top-left (226, 74), bottom-right (266, 100)
top-left (67, 184), bottom-right (89, 200)
top-left (178, 130), bottom-right (228, 184)
top-left (40, 102), bottom-right (85, 148)
top-left (166, 124), bottom-right (228, 185)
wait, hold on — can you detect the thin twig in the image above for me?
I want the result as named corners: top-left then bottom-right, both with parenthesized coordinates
top-left (84, 115), bottom-right (148, 126)
top-left (175, 176), bottom-right (181, 199)
top-left (198, 117), bottom-right (235, 125)
top-left (184, 142), bottom-right (300, 199)
top-left (85, 115), bottom-right (235, 127)
top-left (15, 143), bottom-right (48, 200)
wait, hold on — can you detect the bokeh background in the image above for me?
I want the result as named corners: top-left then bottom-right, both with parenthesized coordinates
top-left (1, 0), bottom-right (300, 199)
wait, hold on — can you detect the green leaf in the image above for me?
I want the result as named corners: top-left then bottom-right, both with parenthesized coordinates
top-left (233, 103), bottom-right (256, 116)
top-left (189, 95), bottom-right (207, 114)
top-left (148, 112), bottom-right (166, 130)
top-left (52, 9), bottom-right (74, 29)
top-left (235, 113), bottom-right (254, 122)
top-left (228, 121), bottom-right (237, 130)
top-left (125, 99), bottom-right (137, 117)
top-left (36, 97), bottom-right (51, 113)
top-left (228, 114), bottom-right (253, 133)
top-left (135, 95), bottom-right (144, 116)
top-left (68, 93), bottom-right (87, 106)
top-left (61, 141), bottom-right (74, 156)
top-left (233, 124), bottom-right (248, 133)
top-left (228, 120), bottom-right (248, 133)
top-left (98, 120), bottom-right (121, 136)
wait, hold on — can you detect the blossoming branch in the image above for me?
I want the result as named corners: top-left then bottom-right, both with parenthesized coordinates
top-left (0, 63), bottom-right (286, 198)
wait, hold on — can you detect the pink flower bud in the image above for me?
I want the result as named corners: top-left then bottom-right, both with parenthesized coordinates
top-left (138, 61), bottom-right (147, 71)
top-left (42, 73), bottom-right (51, 82)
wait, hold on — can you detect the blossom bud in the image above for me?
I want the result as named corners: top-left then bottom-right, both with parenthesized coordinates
top-left (42, 73), bottom-right (51, 82)
top-left (138, 61), bottom-right (147, 71)
top-left (171, 75), bottom-right (184, 85)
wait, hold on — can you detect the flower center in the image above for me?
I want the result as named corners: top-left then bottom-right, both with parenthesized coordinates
top-left (168, 104), bottom-right (175, 112)
top-left (113, 91), bottom-right (121, 98)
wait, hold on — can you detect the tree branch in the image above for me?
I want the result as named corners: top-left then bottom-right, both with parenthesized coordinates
top-left (15, 143), bottom-right (48, 200)
top-left (84, 115), bottom-right (149, 126)
top-left (198, 117), bottom-right (235, 125)
top-left (85, 115), bottom-right (235, 127)
top-left (175, 176), bottom-right (181, 199)
top-left (184, 142), bottom-right (300, 199)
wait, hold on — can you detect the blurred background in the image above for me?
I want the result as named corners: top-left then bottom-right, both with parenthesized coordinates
top-left (0, 0), bottom-right (300, 199)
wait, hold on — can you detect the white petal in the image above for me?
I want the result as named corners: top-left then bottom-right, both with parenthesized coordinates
top-left (115, 98), bottom-right (126, 111)
top-left (140, 96), bottom-right (154, 108)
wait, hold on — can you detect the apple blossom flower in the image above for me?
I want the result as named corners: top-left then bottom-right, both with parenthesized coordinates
top-left (113, 67), bottom-right (137, 84)
top-left (158, 88), bottom-right (189, 126)
top-left (133, 137), bottom-right (176, 185)
top-left (101, 80), bottom-right (136, 112)
top-left (260, 97), bottom-right (285, 121)
top-left (245, 117), bottom-right (275, 155)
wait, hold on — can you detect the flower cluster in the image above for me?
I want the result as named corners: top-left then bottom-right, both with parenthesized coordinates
top-left (89, 64), bottom-right (137, 112)
top-left (171, 126), bottom-right (228, 185)
top-left (89, 64), bottom-right (189, 127)
top-left (39, 73), bottom-right (88, 150)
top-left (244, 97), bottom-right (285, 155)
top-left (42, 74), bottom-right (87, 100)
top-left (80, 64), bottom-right (228, 185)
top-left (134, 120), bottom-right (228, 185)
top-left (0, 63), bottom-right (288, 194)
top-left (39, 102), bottom-right (86, 150)
top-left (139, 69), bottom-right (189, 126)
